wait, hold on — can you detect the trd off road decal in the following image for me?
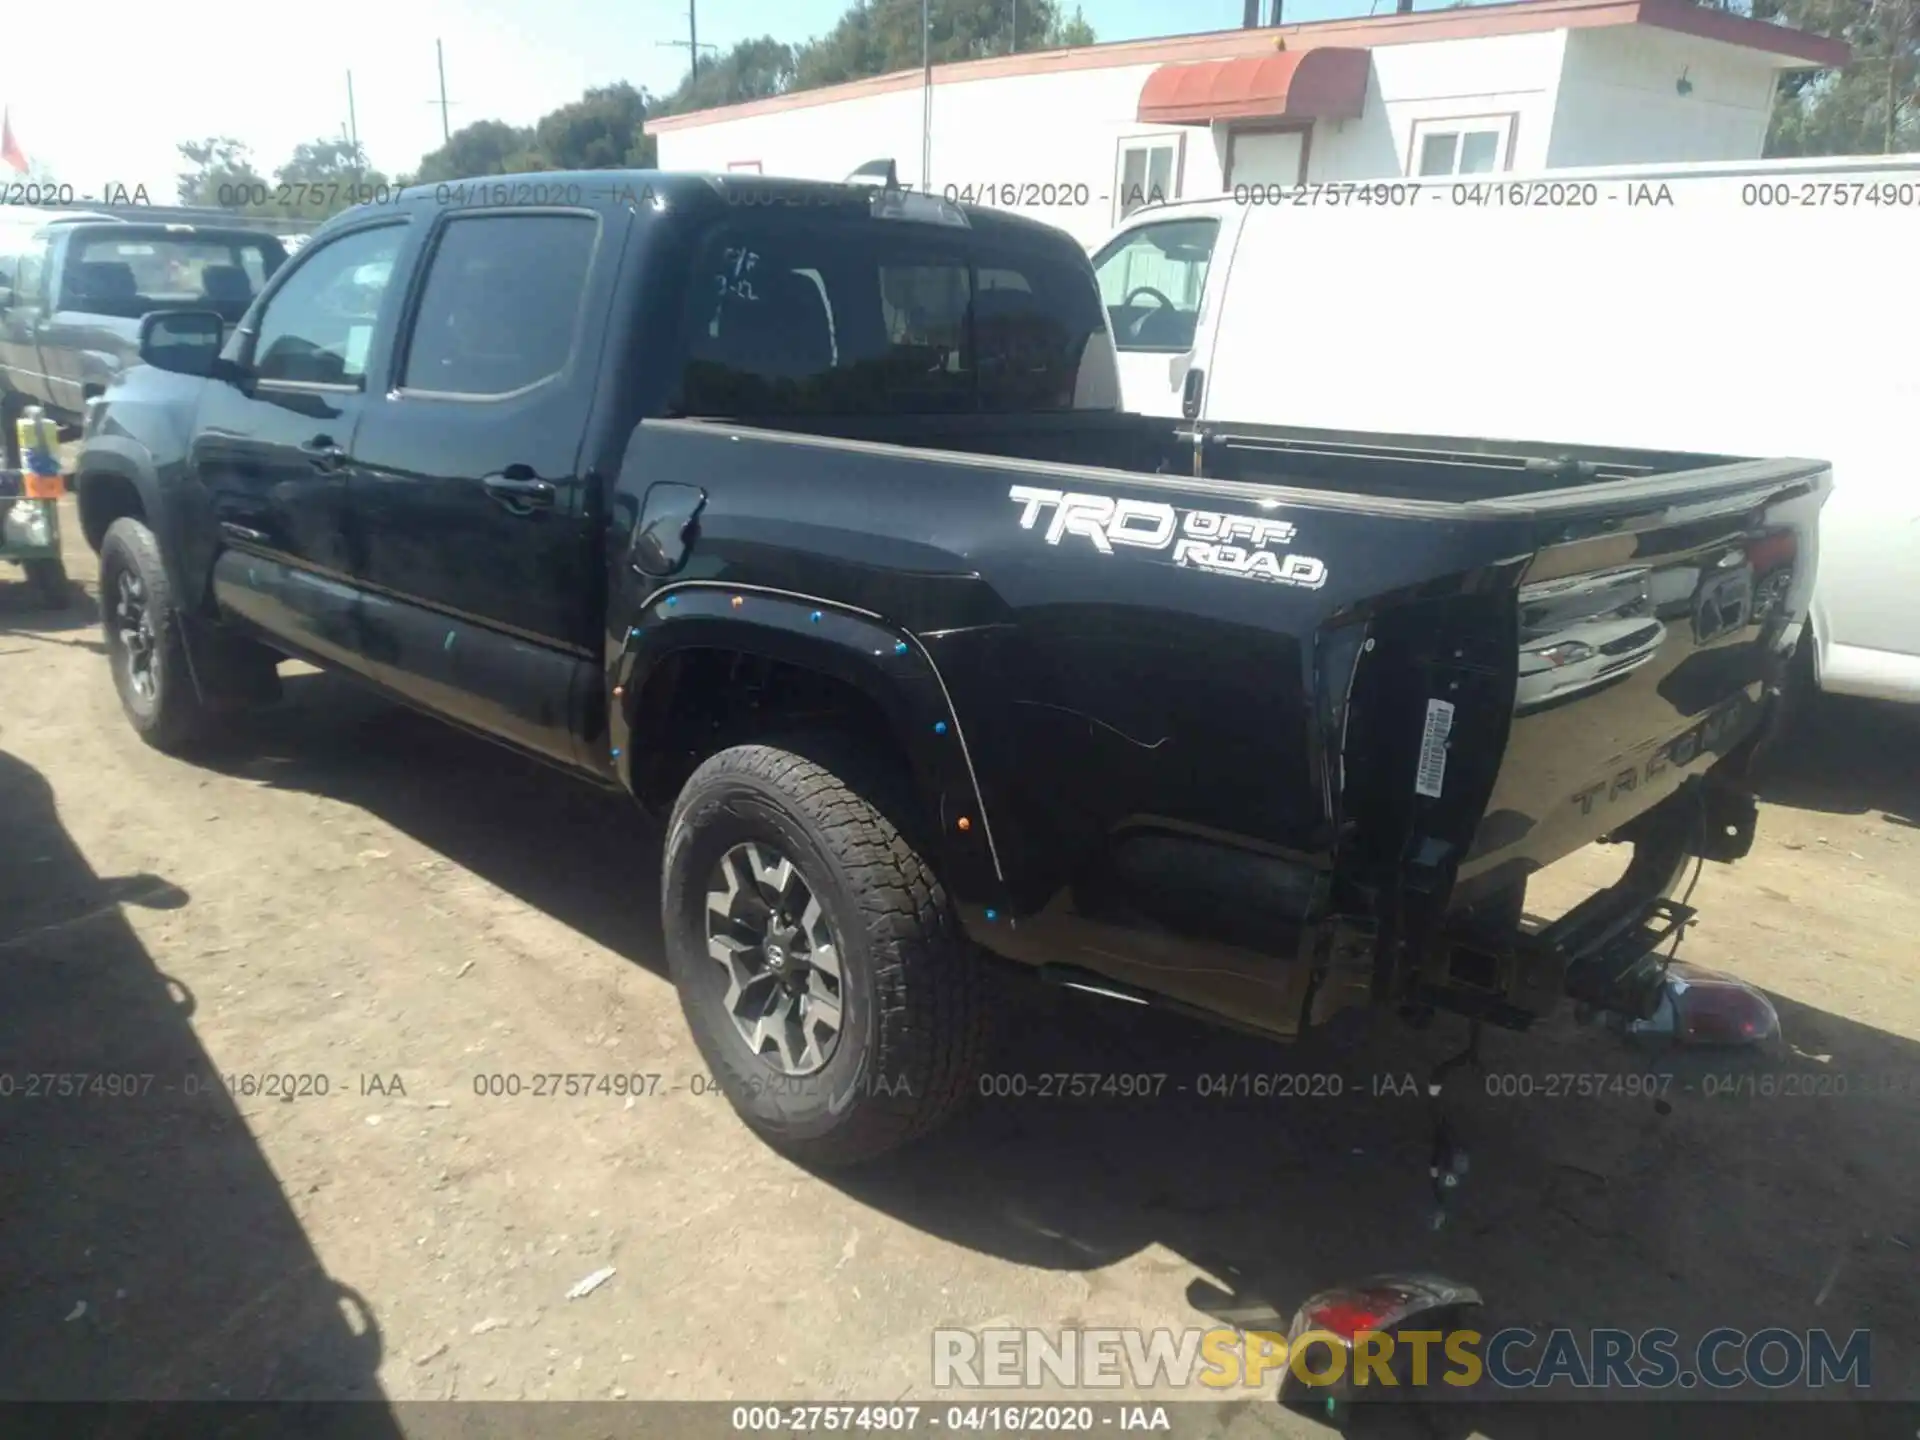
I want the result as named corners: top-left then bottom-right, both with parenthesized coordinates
top-left (1007, 485), bottom-right (1329, 590)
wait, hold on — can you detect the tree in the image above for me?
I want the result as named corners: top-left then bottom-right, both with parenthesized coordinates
top-left (528, 82), bottom-right (658, 170)
top-left (176, 137), bottom-right (269, 207)
top-left (413, 119), bottom-right (540, 184)
top-left (652, 37), bottom-right (799, 118)
top-left (1706, 0), bottom-right (1920, 155)
top-left (270, 138), bottom-right (395, 219)
top-left (795, 0), bottom-right (1096, 89)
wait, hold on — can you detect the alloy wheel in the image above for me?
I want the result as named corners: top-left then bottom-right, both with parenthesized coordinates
top-left (704, 840), bottom-right (845, 1076)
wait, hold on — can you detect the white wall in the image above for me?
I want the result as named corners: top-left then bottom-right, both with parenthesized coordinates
top-left (1308, 31), bottom-right (1569, 180)
top-left (655, 25), bottom-right (1782, 244)
top-left (1545, 28), bottom-right (1776, 166)
top-left (655, 62), bottom-right (1218, 246)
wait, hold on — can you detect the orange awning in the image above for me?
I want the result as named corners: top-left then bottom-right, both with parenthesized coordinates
top-left (1137, 47), bottom-right (1371, 125)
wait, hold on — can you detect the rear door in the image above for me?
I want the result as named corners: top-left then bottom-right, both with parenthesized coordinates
top-left (1090, 211), bottom-right (1228, 419)
top-left (346, 206), bottom-right (613, 651)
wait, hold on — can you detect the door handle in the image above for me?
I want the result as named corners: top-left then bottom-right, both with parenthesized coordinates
top-left (483, 470), bottom-right (557, 514)
top-left (1180, 366), bottom-right (1206, 420)
top-left (300, 436), bottom-right (347, 472)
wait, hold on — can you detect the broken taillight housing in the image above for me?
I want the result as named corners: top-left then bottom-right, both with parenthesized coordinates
top-left (1280, 1274), bottom-right (1482, 1409)
top-left (1628, 963), bottom-right (1780, 1046)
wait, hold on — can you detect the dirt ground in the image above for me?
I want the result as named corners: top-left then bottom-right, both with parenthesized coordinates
top-left (3, 497), bottom-right (1917, 1437)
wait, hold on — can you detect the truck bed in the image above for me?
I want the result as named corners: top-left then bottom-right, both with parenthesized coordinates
top-left (624, 412), bottom-right (1826, 1031)
top-left (731, 409), bottom-right (1763, 507)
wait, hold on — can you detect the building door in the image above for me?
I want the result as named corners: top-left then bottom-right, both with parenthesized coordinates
top-left (1227, 129), bottom-right (1306, 192)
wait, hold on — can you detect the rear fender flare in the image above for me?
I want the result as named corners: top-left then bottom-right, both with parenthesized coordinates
top-left (609, 582), bottom-right (1006, 908)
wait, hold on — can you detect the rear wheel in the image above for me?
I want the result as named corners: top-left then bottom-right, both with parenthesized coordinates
top-left (662, 739), bottom-right (994, 1167)
top-left (24, 556), bottom-right (70, 608)
top-left (99, 517), bottom-right (219, 754)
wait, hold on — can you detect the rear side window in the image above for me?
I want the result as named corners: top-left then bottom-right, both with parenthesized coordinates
top-left (674, 218), bottom-right (1115, 416)
top-left (401, 213), bottom-right (598, 396)
top-left (65, 231), bottom-right (286, 322)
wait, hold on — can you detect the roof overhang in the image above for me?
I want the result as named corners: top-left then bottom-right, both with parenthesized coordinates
top-left (1137, 48), bottom-right (1371, 126)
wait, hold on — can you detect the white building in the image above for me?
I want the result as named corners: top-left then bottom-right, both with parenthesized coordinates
top-left (648, 0), bottom-right (1848, 244)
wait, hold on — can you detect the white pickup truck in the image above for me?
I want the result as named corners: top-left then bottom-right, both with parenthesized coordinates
top-left (1093, 153), bottom-right (1920, 706)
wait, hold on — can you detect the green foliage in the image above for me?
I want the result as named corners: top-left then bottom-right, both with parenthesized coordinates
top-left (793, 0), bottom-right (1095, 90)
top-left (271, 139), bottom-right (394, 218)
top-left (175, 137), bottom-right (268, 207)
top-left (176, 135), bottom-right (391, 219)
top-left (412, 120), bottom-right (539, 184)
top-left (653, 0), bottom-right (1098, 116)
top-left (1725, 0), bottom-right (1919, 155)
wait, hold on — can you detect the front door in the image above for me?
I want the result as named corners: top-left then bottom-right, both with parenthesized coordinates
top-left (1090, 216), bottom-right (1222, 418)
top-left (0, 228), bottom-right (55, 411)
top-left (193, 221), bottom-right (412, 579)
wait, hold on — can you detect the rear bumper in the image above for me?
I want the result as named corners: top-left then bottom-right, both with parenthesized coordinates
top-left (1427, 754), bottom-right (1759, 1028)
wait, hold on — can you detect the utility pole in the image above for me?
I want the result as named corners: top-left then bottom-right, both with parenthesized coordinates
top-left (430, 39), bottom-right (457, 144)
top-left (346, 71), bottom-right (360, 161)
top-left (1011, 0), bottom-right (1017, 54)
top-left (658, 1), bottom-right (718, 81)
top-left (922, 0), bottom-right (933, 191)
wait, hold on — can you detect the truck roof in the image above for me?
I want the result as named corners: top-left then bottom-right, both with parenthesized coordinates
top-left (318, 169), bottom-right (1086, 252)
top-left (26, 218), bottom-right (289, 248)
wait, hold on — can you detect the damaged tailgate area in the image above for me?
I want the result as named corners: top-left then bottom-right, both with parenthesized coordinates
top-left (1304, 458), bottom-right (1826, 1037)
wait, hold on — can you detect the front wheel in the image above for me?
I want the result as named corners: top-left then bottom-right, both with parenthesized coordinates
top-left (99, 517), bottom-right (218, 753)
top-left (662, 740), bottom-right (994, 1167)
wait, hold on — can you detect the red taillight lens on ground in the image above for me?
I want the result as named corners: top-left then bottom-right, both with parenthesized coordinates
top-left (1629, 963), bottom-right (1779, 1046)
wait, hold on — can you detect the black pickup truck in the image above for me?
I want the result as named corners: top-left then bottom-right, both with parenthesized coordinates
top-left (72, 172), bottom-right (1829, 1166)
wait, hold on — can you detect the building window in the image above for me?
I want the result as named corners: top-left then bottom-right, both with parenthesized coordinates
top-left (1408, 116), bottom-right (1515, 177)
top-left (1114, 135), bottom-right (1183, 222)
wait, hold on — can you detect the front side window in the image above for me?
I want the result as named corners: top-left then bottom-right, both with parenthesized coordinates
top-left (674, 217), bottom-right (1113, 416)
top-left (401, 213), bottom-right (598, 397)
top-left (1410, 116), bottom-right (1514, 177)
top-left (251, 225), bottom-right (407, 387)
top-left (1091, 218), bottom-right (1218, 353)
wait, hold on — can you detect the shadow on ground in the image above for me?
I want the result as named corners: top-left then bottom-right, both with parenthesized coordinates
top-left (1756, 690), bottom-right (1919, 827)
top-left (0, 747), bottom-right (401, 1429)
top-left (194, 673), bottom-right (1919, 1437)
top-left (0, 568), bottom-right (102, 656)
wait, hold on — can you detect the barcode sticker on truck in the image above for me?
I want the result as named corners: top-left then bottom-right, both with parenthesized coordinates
top-left (1414, 698), bottom-right (1455, 799)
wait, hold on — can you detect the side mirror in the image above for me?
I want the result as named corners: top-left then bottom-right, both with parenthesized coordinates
top-left (138, 308), bottom-right (230, 379)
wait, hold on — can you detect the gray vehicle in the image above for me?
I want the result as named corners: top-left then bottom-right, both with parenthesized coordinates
top-left (0, 218), bottom-right (288, 465)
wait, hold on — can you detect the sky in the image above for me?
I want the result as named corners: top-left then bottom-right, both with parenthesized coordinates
top-left (2, 0), bottom-right (1438, 202)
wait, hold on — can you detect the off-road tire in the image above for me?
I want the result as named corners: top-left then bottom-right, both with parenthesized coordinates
top-left (662, 739), bottom-right (993, 1167)
top-left (24, 556), bottom-right (70, 608)
top-left (99, 517), bottom-right (218, 754)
